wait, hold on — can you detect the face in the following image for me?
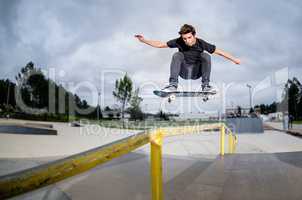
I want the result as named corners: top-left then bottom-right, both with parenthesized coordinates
top-left (181, 32), bottom-right (197, 46)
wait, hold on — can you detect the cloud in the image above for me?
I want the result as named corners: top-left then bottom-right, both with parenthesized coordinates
top-left (0, 0), bottom-right (301, 113)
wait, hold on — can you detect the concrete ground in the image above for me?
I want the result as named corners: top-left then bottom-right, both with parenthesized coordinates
top-left (0, 119), bottom-right (140, 158)
top-left (265, 121), bottom-right (302, 137)
top-left (1, 120), bottom-right (302, 199)
top-left (266, 121), bottom-right (302, 130)
top-left (293, 124), bottom-right (302, 129)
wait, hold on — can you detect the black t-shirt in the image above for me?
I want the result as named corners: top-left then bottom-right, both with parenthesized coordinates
top-left (167, 37), bottom-right (216, 64)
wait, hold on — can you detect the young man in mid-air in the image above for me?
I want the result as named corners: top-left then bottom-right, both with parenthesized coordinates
top-left (135, 24), bottom-right (241, 92)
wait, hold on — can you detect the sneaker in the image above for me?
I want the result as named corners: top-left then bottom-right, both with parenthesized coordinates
top-left (201, 84), bottom-right (216, 92)
top-left (161, 84), bottom-right (177, 92)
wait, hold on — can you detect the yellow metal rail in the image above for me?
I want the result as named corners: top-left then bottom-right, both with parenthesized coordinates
top-left (0, 131), bottom-right (150, 199)
top-left (224, 124), bottom-right (237, 154)
top-left (150, 129), bottom-right (164, 200)
top-left (150, 123), bottom-right (237, 200)
top-left (0, 123), bottom-right (237, 200)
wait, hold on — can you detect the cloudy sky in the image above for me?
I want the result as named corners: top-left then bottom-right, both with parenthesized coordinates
top-left (0, 0), bottom-right (301, 114)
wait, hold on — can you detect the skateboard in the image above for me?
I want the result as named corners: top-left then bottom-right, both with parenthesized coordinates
top-left (153, 90), bottom-right (217, 103)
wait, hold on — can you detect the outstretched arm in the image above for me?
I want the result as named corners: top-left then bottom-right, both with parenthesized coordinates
top-left (214, 48), bottom-right (241, 65)
top-left (134, 34), bottom-right (168, 48)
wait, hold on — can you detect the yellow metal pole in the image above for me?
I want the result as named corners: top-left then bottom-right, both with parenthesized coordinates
top-left (220, 124), bottom-right (225, 156)
top-left (228, 132), bottom-right (233, 154)
top-left (233, 135), bottom-right (237, 153)
top-left (151, 130), bottom-right (163, 200)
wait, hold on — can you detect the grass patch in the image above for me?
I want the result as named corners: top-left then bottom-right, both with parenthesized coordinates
top-left (82, 119), bottom-right (220, 130)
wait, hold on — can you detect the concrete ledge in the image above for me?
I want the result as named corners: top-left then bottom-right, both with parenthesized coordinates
top-left (226, 118), bottom-right (263, 133)
top-left (0, 124), bottom-right (57, 135)
top-left (25, 123), bottom-right (54, 129)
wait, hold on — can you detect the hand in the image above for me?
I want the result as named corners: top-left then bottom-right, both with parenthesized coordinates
top-left (134, 34), bottom-right (145, 42)
top-left (233, 58), bottom-right (241, 65)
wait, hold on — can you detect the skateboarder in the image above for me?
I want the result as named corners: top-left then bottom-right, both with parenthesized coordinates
top-left (135, 24), bottom-right (241, 92)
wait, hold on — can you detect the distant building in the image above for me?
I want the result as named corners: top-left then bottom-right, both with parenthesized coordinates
top-left (102, 109), bottom-right (130, 119)
top-left (226, 107), bottom-right (250, 118)
top-left (268, 112), bottom-right (283, 121)
top-left (171, 112), bottom-right (219, 121)
top-left (259, 114), bottom-right (269, 122)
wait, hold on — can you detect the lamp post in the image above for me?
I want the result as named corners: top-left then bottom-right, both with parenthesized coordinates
top-left (6, 82), bottom-right (10, 108)
top-left (246, 84), bottom-right (252, 110)
top-left (97, 92), bottom-right (101, 121)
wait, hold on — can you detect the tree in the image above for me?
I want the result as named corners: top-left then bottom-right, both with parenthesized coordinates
top-left (254, 102), bottom-right (277, 114)
top-left (15, 62), bottom-right (49, 110)
top-left (268, 102), bottom-right (277, 113)
top-left (104, 106), bottom-right (112, 111)
top-left (96, 105), bottom-right (103, 120)
top-left (113, 74), bottom-right (133, 122)
top-left (128, 88), bottom-right (144, 120)
top-left (281, 77), bottom-right (302, 120)
top-left (0, 79), bottom-right (16, 110)
top-left (157, 110), bottom-right (169, 120)
top-left (12, 61), bottom-right (94, 120)
top-left (237, 106), bottom-right (242, 117)
top-left (253, 77), bottom-right (302, 120)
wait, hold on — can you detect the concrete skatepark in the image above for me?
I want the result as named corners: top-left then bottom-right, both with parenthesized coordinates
top-left (1, 119), bottom-right (302, 199)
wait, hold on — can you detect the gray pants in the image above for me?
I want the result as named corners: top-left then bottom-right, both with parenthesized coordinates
top-left (169, 52), bottom-right (211, 87)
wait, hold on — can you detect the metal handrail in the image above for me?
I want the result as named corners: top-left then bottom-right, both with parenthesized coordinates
top-left (0, 123), bottom-right (237, 200)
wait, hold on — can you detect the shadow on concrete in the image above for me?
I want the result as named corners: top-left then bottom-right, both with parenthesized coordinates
top-left (0, 125), bottom-right (57, 135)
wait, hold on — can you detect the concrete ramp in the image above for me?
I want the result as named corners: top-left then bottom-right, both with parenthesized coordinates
top-left (11, 151), bottom-right (302, 200)
top-left (0, 123), bottom-right (57, 136)
top-left (66, 151), bottom-right (302, 200)
top-left (227, 118), bottom-right (264, 133)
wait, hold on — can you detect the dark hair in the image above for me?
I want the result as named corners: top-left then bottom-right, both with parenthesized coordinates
top-left (178, 24), bottom-right (196, 35)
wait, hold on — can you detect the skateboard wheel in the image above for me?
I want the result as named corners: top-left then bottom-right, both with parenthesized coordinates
top-left (170, 94), bottom-right (176, 101)
top-left (167, 94), bottom-right (176, 103)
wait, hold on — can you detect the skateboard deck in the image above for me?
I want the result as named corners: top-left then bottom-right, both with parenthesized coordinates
top-left (153, 90), bottom-right (217, 102)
